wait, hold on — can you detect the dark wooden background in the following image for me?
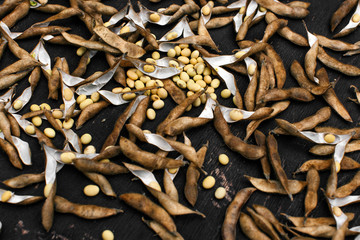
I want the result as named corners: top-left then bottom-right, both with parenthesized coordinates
top-left (0, 0), bottom-right (359, 239)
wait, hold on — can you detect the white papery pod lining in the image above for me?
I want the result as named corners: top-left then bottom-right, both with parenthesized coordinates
top-left (219, 105), bottom-right (256, 123)
top-left (350, 226), bottom-right (360, 237)
top-left (75, 61), bottom-right (121, 95)
top-left (8, 87), bottom-right (32, 113)
top-left (336, 1), bottom-right (360, 36)
top-left (112, 21), bottom-right (137, 36)
top-left (143, 133), bottom-right (175, 152)
top-left (139, 3), bottom-right (171, 26)
top-left (58, 70), bottom-right (86, 87)
top-left (0, 86), bottom-right (15, 110)
top-left (253, 7), bottom-right (267, 23)
top-left (201, 2), bottom-right (213, 25)
top-left (0, 189), bottom-right (38, 204)
top-left (0, 132), bottom-right (31, 165)
top-left (43, 144), bottom-right (64, 185)
top-left (123, 55), bottom-right (180, 79)
top-left (198, 97), bottom-right (216, 119)
top-left (183, 132), bottom-right (192, 146)
top-left (326, 197), bottom-right (348, 229)
top-left (63, 129), bottom-right (82, 153)
top-left (29, 0), bottom-right (42, 8)
top-left (11, 114), bottom-right (36, 138)
top-left (98, 90), bottom-right (146, 106)
top-left (246, 0), bottom-right (258, 17)
top-left (106, 1), bottom-right (131, 26)
top-left (125, 3), bottom-right (145, 29)
top-left (123, 162), bottom-right (161, 190)
top-left (0, 21), bottom-right (21, 39)
top-left (328, 195), bottom-right (360, 207)
top-left (158, 17), bottom-right (195, 52)
top-left (228, 0), bottom-right (248, 32)
top-left (43, 145), bottom-right (98, 164)
top-left (30, 40), bottom-right (51, 72)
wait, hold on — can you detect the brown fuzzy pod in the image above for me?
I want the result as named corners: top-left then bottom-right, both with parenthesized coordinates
top-left (330, 0), bottom-right (358, 32)
top-left (294, 157), bottom-right (360, 174)
top-left (239, 212), bottom-right (271, 240)
top-left (334, 170), bottom-right (360, 198)
top-left (3, 172), bottom-right (45, 189)
top-left (304, 168), bottom-right (320, 217)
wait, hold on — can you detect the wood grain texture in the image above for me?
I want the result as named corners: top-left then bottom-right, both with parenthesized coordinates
top-left (0, 0), bottom-right (359, 239)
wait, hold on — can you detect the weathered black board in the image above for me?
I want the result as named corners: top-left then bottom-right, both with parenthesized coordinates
top-left (0, 0), bottom-right (359, 239)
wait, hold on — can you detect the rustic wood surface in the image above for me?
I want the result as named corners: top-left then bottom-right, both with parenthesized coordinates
top-left (0, 0), bottom-right (359, 239)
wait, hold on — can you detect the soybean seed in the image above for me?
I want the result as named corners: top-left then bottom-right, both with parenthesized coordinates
top-left (178, 56), bottom-right (190, 64)
top-left (144, 65), bottom-right (155, 73)
top-left (177, 79), bottom-right (187, 89)
top-left (102, 230), bottom-right (114, 240)
top-left (215, 187), bottom-right (226, 199)
top-left (30, 104), bottom-right (40, 111)
top-left (84, 145), bottom-right (96, 154)
top-left (153, 99), bottom-right (165, 109)
top-left (148, 181), bottom-right (162, 191)
top-left (40, 103), bottom-right (51, 110)
top-left (352, 13), bottom-right (360, 22)
top-left (247, 64), bottom-right (256, 75)
top-left (219, 154), bottom-right (229, 165)
top-left (221, 89), bottom-right (231, 99)
top-left (333, 206), bottom-right (342, 217)
top-left (147, 108), bottom-right (156, 120)
top-left (84, 185), bottom-right (100, 197)
top-left (211, 79), bottom-right (221, 88)
top-left (25, 125), bottom-right (35, 135)
top-left (168, 168), bottom-right (178, 174)
top-left (324, 134), bottom-right (336, 143)
top-left (91, 92), bottom-right (100, 102)
top-left (202, 5), bottom-right (211, 15)
top-left (64, 88), bottom-right (74, 101)
top-left (52, 110), bottom-right (63, 119)
top-left (76, 46), bottom-right (86, 56)
top-left (239, 6), bottom-right (245, 14)
top-left (81, 133), bottom-right (92, 144)
top-left (181, 48), bottom-right (191, 57)
top-left (79, 99), bottom-right (93, 110)
top-left (44, 128), bottom-right (56, 138)
top-left (112, 87), bottom-right (123, 94)
top-left (32, 116), bottom-right (42, 127)
top-left (127, 70), bottom-right (138, 80)
top-left (76, 94), bottom-right (86, 104)
top-left (60, 152), bottom-right (76, 164)
top-left (202, 176), bottom-right (216, 189)
top-left (63, 118), bottom-right (74, 129)
top-left (120, 26), bottom-right (130, 34)
top-left (12, 100), bottom-right (23, 110)
top-left (157, 88), bottom-right (168, 99)
top-left (229, 109), bottom-right (243, 121)
top-left (149, 13), bottom-right (161, 22)
top-left (1, 191), bottom-right (12, 202)
top-left (166, 32), bottom-right (178, 41)
top-left (44, 183), bottom-right (53, 197)
top-left (152, 51), bottom-right (160, 60)
top-left (191, 50), bottom-right (200, 59)
top-left (235, 51), bottom-right (247, 59)
top-left (210, 93), bottom-right (217, 100)
top-left (126, 78), bottom-right (135, 88)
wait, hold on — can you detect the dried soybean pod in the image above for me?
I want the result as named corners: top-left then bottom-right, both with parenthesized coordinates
top-left (35, 128), bottom-right (55, 149)
top-left (82, 172), bottom-right (116, 197)
top-left (245, 175), bottom-right (307, 195)
top-left (105, 53), bottom-right (125, 86)
top-left (34, 4), bottom-right (67, 13)
top-left (244, 67), bottom-right (259, 111)
top-left (290, 225), bottom-right (356, 238)
top-left (262, 19), bottom-right (288, 43)
top-left (286, 1), bottom-right (311, 9)
top-left (159, 4), bottom-right (181, 14)
top-left (0, 103), bottom-right (13, 144)
top-left (29, 67), bottom-right (41, 92)
top-left (261, 88), bottom-right (314, 103)
top-left (235, 42), bottom-right (269, 62)
top-left (0, 26), bottom-right (32, 59)
top-left (256, 61), bottom-right (270, 108)
top-left (120, 193), bottom-right (177, 233)
top-left (245, 101), bottom-right (291, 141)
top-left (60, 32), bottom-right (121, 55)
top-left (168, 0), bottom-right (200, 24)
top-left (267, 133), bottom-right (292, 200)
top-left (33, 7), bottom-right (83, 27)
top-left (73, 158), bottom-right (128, 175)
top-left (259, 53), bottom-right (276, 89)
top-left (332, 219), bottom-right (349, 240)
top-left (119, 137), bottom-right (184, 170)
top-left (21, 110), bottom-right (45, 119)
top-left (236, 10), bottom-right (256, 41)
top-left (334, 170), bottom-right (360, 198)
top-left (17, 26), bottom-right (71, 40)
top-left (304, 40), bottom-right (319, 82)
top-left (147, 187), bottom-right (205, 218)
top-left (273, 107), bottom-right (331, 135)
top-left (47, 57), bottom-right (62, 100)
top-left (101, 98), bottom-right (137, 152)
top-left (90, 146), bottom-right (122, 162)
top-left (317, 47), bottom-right (360, 76)
top-left (3, 172), bottom-right (45, 188)
top-left (253, 204), bottom-right (289, 240)
top-left (0, 70), bottom-right (31, 90)
top-left (0, 0), bottom-right (22, 18)
top-left (265, 12), bottom-right (309, 47)
top-left (156, 89), bottom-right (204, 135)
top-left (294, 157), bottom-right (360, 173)
top-left (162, 79), bottom-right (186, 105)
top-left (189, 16), bottom-right (234, 31)
top-left (310, 140), bottom-right (360, 156)
top-left (224, 62), bottom-right (248, 75)
top-left (72, 49), bottom-right (90, 77)
top-left (247, 207), bottom-right (281, 240)
top-left (76, 101), bottom-right (110, 129)
top-left (164, 170), bottom-right (178, 202)
top-left (82, 1), bottom-right (117, 15)
top-left (315, 126), bottom-right (360, 139)
top-left (304, 168), bottom-right (319, 217)
top-left (221, 187), bottom-right (256, 240)
top-left (254, 0), bottom-right (309, 19)
top-left (350, 85), bottom-right (360, 104)
top-left (265, 45), bottom-right (286, 89)
top-left (290, 60), bottom-right (330, 95)
top-left (330, 0), bottom-right (358, 32)
top-left (0, 38), bottom-right (7, 60)
top-left (214, 106), bottom-right (265, 160)
top-left (54, 195), bottom-right (122, 219)
top-left (254, 130), bottom-right (271, 180)
top-left (7, 113), bottom-right (20, 137)
top-left (282, 213), bottom-right (354, 227)
top-left (163, 117), bottom-right (211, 136)
top-left (0, 137), bottom-right (22, 169)
top-left (326, 160), bottom-right (337, 198)
top-left (142, 218), bottom-right (184, 240)
top-left (239, 212), bottom-right (271, 240)
top-left (42, 181), bottom-right (56, 232)
top-left (128, 96), bottom-right (150, 142)
top-left (316, 68), bottom-right (352, 122)
top-left (1, 0), bottom-right (29, 28)
top-left (93, 24), bottom-right (145, 58)
top-left (0, 59), bottom-right (41, 78)
top-left (315, 34), bottom-right (360, 51)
